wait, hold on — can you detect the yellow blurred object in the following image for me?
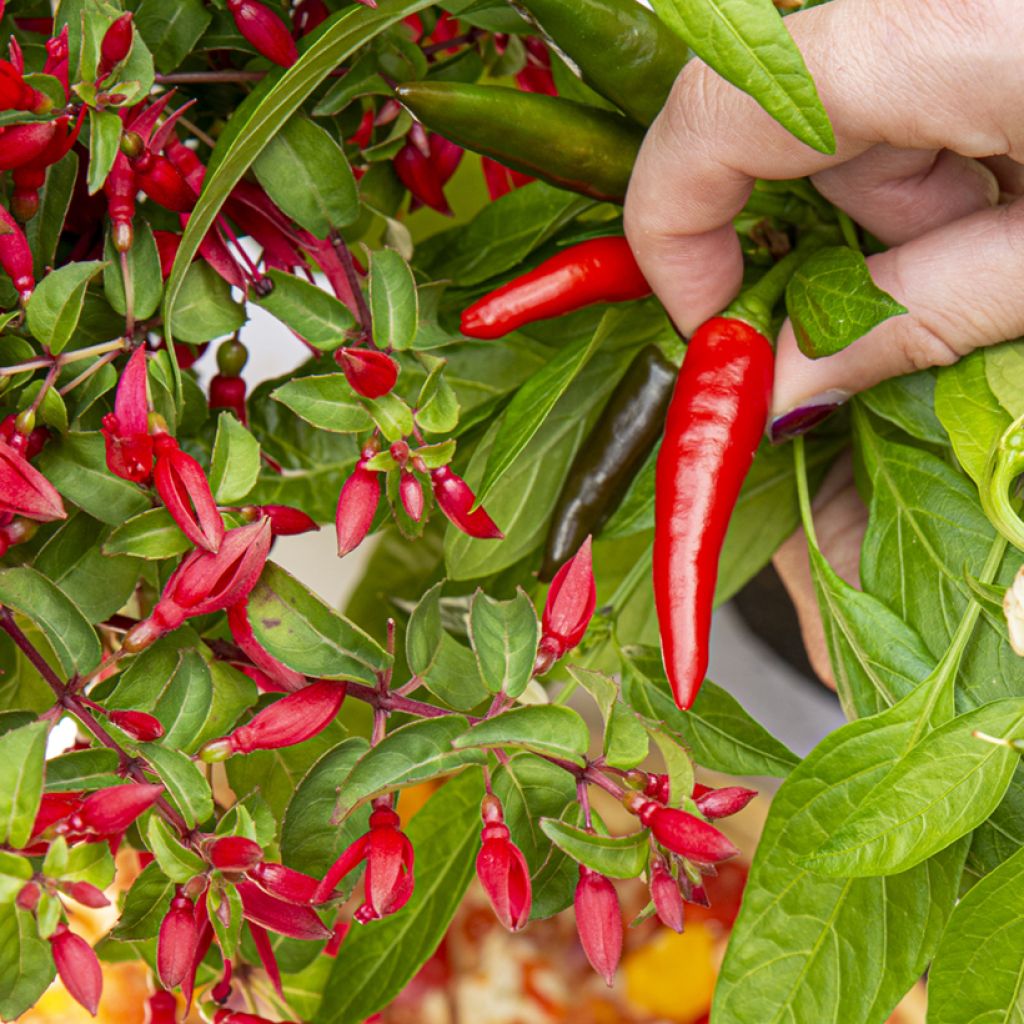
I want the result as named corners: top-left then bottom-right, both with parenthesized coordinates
top-left (623, 922), bottom-right (716, 1023)
top-left (21, 960), bottom-right (151, 1024)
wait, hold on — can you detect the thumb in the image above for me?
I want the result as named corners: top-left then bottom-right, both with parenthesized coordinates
top-left (770, 199), bottom-right (1024, 439)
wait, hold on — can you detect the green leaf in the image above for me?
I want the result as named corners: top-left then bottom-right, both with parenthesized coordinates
top-left (86, 108), bottom-right (121, 195)
top-left (37, 431), bottom-right (151, 525)
top-left (26, 152), bottom-right (78, 280)
top-left (193, 661), bottom-right (259, 752)
top-left (0, 567), bottom-right (101, 676)
top-left (103, 222), bottom-right (163, 321)
top-left (467, 588), bottom-right (539, 698)
top-left (369, 248), bottom-right (418, 352)
top-left (141, 743), bottom-right (214, 829)
top-left (360, 391), bottom-right (414, 442)
top-left (255, 269), bottom-right (356, 349)
top-left (650, 0), bottom-right (835, 154)
top-left (246, 562), bottom-right (390, 684)
top-left (415, 360), bottom-right (460, 434)
top-left (209, 413), bottom-right (261, 503)
top-left (786, 246), bottom-right (907, 358)
top-left (805, 698), bottom-right (1024, 877)
top-left (475, 307), bottom-right (617, 506)
top-left (0, 904), bottom-right (54, 1019)
top-left (929, 843), bottom-right (1024, 1023)
top-left (454, 705), bottom-right (590, 766)
top-left (63, 842), bottom-right (115, 889)
top-left (0, 722), bottom-right (46, 848)
top-left (859, 370), bottom-right (947, 447)
top-left (26, 260), bottom-right (105, 355)
top-left (0, 853), bottom-right (31, 903)
top-left (45, 748), bottom-right (120, 793)
top-left (145, 815), bottom-right (205, 884)
top-left (209, 883), bottom-right (244, 960)
top-left (605, 701), bottom-right (649, 770)
top-left (334, 717), bottom-right (486, 819)
top-left (103, 508), bottom-right (202, 560)
top-left (272, 374), bottom-right (373, 433)
top-left (316, 771), bottom-right (484, 1024)
top-left (111, 861), bottom-right (174, 940)
top-left (168, 261), bottom-right (245, 344)
top-left (539, 818), bottom-right (648, 879)
top-left (649, 729), bottom-right (694, 805)
top-left (134, 0), bottom-right (212, 73)
top-left (984, 338), bottom-right (1024, 417)
top-left (252, 114), bottom-right (359, 235)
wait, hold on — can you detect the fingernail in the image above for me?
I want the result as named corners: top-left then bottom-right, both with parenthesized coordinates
top-left (769, 391), bottom-right (848, 444)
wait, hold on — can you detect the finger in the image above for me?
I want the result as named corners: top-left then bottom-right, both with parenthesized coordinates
top-left (770, 196), bottom-right (1024, 429)
top-left (811, 147), bottom-right (998, 246)
top-left (624, 0), bottom-right (1024, 334)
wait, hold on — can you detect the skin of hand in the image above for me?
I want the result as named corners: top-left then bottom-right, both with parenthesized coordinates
top-left (624, 0), bottom-right (1024, 682)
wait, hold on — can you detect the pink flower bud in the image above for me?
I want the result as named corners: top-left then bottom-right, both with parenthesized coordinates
top-left (399, 471), bottom-right (424, 522)
top-left (208, 836), bottom-right (263, 872)
top-left (202, 680), bottom-right (346, 759)
top-left (153, 434), bottom-right (224, 552)
top-left (158, 893), bottom-right (198, 989)
top-left (256, 504), bottom-right (317, 536)
top-left (16, 881), bottom-right (39, 910)
top-left (153, 230), bottom-right (181, 279)
top-left (0, 121), bottom-right (61, 171)
top-left (68, 782), bottom-right (164, 835)
top-left (65, 881), bottom-right (110, 909)
top-left (334, 348), bottom-right (399, 399)
top-left (429, 133), bottom-right (463, 185)
top-left (97, 12), bottom-right (133, 80)
top-left (145, 990), bottom-right (178, 1024)
top-left (0, 204), bottom-right (35, 302)
top-left (0, 438), bottom-right (65, 522)
top-left (49, 923), bottom-right (103, 1015)
top-left (134, 153), bottom-right (196, 213)
top-left (574, 865), bottom-right (622, 986)
top-left (649, 858), bottom-right (684, 933)
top-left (101, 346), bottom-right (153, 483)
top-left (694, 786), bottom-right (757, 820)
top-left (336, 457), bottom-right (380, 557)
top-left (636, 801), bottom-right (739, 864)
top-left (393, 139), bottom-right (451, 215)
top-left (247, 861), bottom-right (320, 905)
top-left (104, 151), bottom-right (136, 253)
top-left (644, 772), bottom-right (670, 804)
top-left (476, 798), bottom-right (531, 931)
top-left (540, 537), bottom-right (595, 660)
top-left (108, 710), bottom-right (164, 742)
top-left (430, 466), bottom-right (502, 539)
top-left (227, 599), bottom-right (305, 693)
top-left (226, 0), bottom-right (299, 67)
top-left (236, 880), bottom-right (331, 940)
top-left (293, 0), bottom-right (330, 35)
top-left (209, 374), bottom-right (247, 423)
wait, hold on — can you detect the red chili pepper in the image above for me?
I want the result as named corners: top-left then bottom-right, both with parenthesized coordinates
top-left (460, 236), bottom-right (650, 340)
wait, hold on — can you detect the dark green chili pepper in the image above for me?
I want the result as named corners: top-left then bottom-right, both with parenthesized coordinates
top-left (540, 345), bottom-right (676, 580)
top-left (393, 81), bottom-right (642, 203)
top-left (514, 0), bottom-right (684, 125)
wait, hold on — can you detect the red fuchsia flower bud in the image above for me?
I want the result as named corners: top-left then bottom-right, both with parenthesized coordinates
top-left (516, 37), bottom-right (557, 96)
top-left (694, 786), bottom-right (757, 820)
top-left (0, 414), bottom-right (48, 459)
top-left (247, 861), bottom-right (320, 905)
top-left (315, 800), bottom-right (415, 922)
top-left (429, 133), bottom-right (463, 185)
top-left (348, 108), bottom-right (374, 150)
top-left (211, 959), bottom-right (233, 1003)
top-left (16, 881), bottom-right (39, 911)
top-left (399, 472), bottom-right (424, 522)
top-left (247, 919), bottom-right (282, 996)
top-left (43, 28), bottom-right (70, 99)
top-left (200, 680), bottom-right (346, 761)
top-left (209, 374), bottom-right (248, 423)
top-left (67, 782), bottom-right (164, 835)
top-left (208, 835), bottom-right (263, 873)
top-left (334, 347), bottom-right (399, 399)
top-left (536, 536), bottom-right (595, 670)
top-left (153, 433), bottom-right (224, 552)
top-left (97, 12), bottom-right (133, 81)
top-left (153, 230), bottom-right (181, 278)
top-left (649, 857), bottom-right (684, 934)
top-left (134, 152), bottom-right (196, 213)
top-left (430, 465), bottom-right (503, 540)
top-left (644, 772), bottom-right (671, 804)
top-left (0, 59), bottom-right (31, 111)
top-left (158, 892), bottom-right (199, 989)
top-left (123, 519), bottom-right (272, 652)
top-left (336, 455), bottom-right (381, 557)
top-left (0, 203), bottom-right (35, 302)
top-left (0, 438), bottom-right (65, 522)
top-left (227, 0), bottom-right (299, 67)
top-left (30, 792), bottom-right (82, 841)
top-left (255, 504), bottom-right (317, 536)
top-left (108, 709), bottom-right (164, 741)
top-left (574, 865), bottom-right (622, 987)
top-left (394, 138), bottom-right (452, 215)
top-left (214, 1011), bottom-right (301, 1024)
top-left (65, 881), bottom-right (110, 909)
top-left (104, 151), bottom-right (137, 252)
top-left (101, 346), bottom-right (153, 483)
top-left (145, 990), bottom-right (178, 1024)
top-left (227, 599), bottom-right (306, 693)
top-left (634, 800), bottom-right (739, 864)
top-left (49, 923), bottom-right (103, 1016)
top-left (476, 795), bottom-right (531, 931)
top-left (325, 915), bottom-right (349, 957)
top-left (481, 158), bottom-right (533, 201)
top-left (0, 121), bottom-right (61, 172)
top-left (292, 0), bottom-right (329, 36)
top-left (236, 879), bottom-right (332, 940)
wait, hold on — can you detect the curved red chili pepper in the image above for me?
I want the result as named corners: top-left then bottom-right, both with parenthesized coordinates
top-left (653, 316), bottom-right (774, 710)
top-left (460, 236), bottom-right (650, 340)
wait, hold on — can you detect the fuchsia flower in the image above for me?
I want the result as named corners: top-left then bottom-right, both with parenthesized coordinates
top-left (649, 857), bottom-right (685, 933)
top-left (0, 438), bottom-right (64, 522)
top-left (65, 782), bottom-right (164, 835)
top-left (399, 472), bottom-right (424, 522)
top-left (226, 0), bottom-right (299, 67)
top-left (314, 798), bottom-right (415, 922)
top-left (429, 465), bottom-right (502, 540)
top-left (247, 861), bottom-right (320, 904)
top-left (207, 835), bottom-right (263, 872)
top-left (158, 891), bottom-right (199, 989)
top-left (693, 784), bottom-right (757, 820)
top-left (108, 710), bottom-right (164, 741)
top-left (255, 504), bottom-right (317, 536)
top-left (0, 204), bottom-right (35, 303)
top-left (336, 452), bottom-right (381, 557)
top-left (200, 680), bottom-right (346, 761)
top-left (334, 347), bottom-right (399, 399)
top-left (97, 12), bottom-right (133, 81)
top-left (227, 599), bottom-right (306, 693)
top-left (236, 880), bottom-right (331, 940)
top-left (101, 347), bottom-right (153, 482)
top-left (146, 991), bottom-right (178, 1024)
top-left (209, 374), bottom-right (247, 423)
top-left (535, 537), bottom-right (595, 673)
top-left (574, 865), bottom-right (622, 986)
top-left (633, 798), bottom-right (739, 864)
top-left (153, 433), bottom-right (224, 551)
top-left (49, 924), bottom-right (103, 1015)
top-left (475, 795), bottom-right (531, 931)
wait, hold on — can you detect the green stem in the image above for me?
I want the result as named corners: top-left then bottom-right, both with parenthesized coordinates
top-left (837, 210), bottom-right (860, 251)
top-left (793, 436), bottom-right (819, 549)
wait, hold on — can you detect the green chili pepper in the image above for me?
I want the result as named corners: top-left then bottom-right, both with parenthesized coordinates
top-left (393, 81), bottom-right (642, 203)
top-left (540, 345), bottom-right (676, 580)
top-left (515, 0), bottom-right (684, 125)
top-left (982, 411), bottom-right (1024, 551)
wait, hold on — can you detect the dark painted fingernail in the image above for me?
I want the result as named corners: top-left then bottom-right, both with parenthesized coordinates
top-left (769, 392), bottom-right (847, 444)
